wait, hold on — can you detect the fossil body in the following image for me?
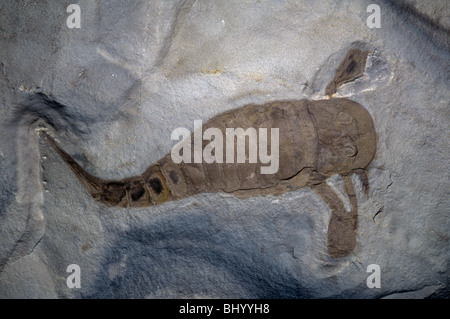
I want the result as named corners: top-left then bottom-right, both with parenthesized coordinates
top-left (40, 47), bottom-right (376, 257)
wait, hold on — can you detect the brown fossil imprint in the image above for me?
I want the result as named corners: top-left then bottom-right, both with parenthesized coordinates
top-left (41, 48), bottom-right (375, 258)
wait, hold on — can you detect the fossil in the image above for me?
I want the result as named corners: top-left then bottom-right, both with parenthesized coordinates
top-left (40, 47), bottom-right (376, 258)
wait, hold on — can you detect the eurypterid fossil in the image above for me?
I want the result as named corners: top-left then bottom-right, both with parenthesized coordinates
top-left (39, 48), bottom-right (375, 258)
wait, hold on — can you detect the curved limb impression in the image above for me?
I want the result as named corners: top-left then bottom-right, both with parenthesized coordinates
top-left (312, 173), bottom-right (359, 258)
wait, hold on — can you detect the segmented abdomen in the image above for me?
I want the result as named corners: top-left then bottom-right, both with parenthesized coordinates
top-left (157, 100), bottom-right (318, 200)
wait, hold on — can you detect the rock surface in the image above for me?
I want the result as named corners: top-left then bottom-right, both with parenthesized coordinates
top-left (0, 0), bottom-right (448, 298)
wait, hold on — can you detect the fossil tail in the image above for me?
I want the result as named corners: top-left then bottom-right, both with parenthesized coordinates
top-left (40, 131), bottom-right (172, 208)
top-left (40, 131), bottom-right (104, 200)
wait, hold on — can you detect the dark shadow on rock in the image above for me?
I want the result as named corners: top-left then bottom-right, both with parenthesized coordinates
top-left (86, 210), bottom-right (313, 299)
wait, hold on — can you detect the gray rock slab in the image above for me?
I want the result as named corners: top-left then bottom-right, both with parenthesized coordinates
top-left (0, 0), bottom-right (448, 298)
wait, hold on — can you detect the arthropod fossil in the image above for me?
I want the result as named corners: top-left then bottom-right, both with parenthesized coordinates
top-left (40, 48), bottom-right (376, 258)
